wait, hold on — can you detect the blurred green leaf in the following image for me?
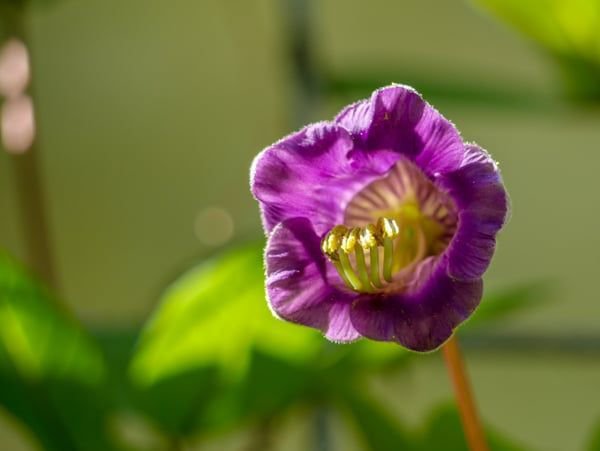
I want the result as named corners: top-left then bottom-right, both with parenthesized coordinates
top-left (464, 282), bottom-right (553, 331)
top-left (127, 243), bottom-right (324, 438)
top-left (472, 0), bottom-right (600, 56)
top-left (587, 416), bottom-right (600, 451)
top-left (90, 326), bottom-right (222, 440)
top-left (236, 349), bottom-right (313, 421)
top-left (324, 69), bottom-right (555, 112)
top-left (419, 403), bottom-right (531, 451)
top-left (132, 367), bottom-right (221, 437)
top-left (0, 253), bottom-right (105, 384)
top-left (337, 387), bottom-right (415, 451)
top-left (0, 252), bottom-right (118, 451)
top-left (471, 0), bottom-right (600, 101)
top-left (130, 242), bottom-right (321, 387)
top-left (0, 369), bottom-right (77, 451)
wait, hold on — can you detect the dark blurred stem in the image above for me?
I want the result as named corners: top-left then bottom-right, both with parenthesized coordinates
top-left (281, 2), bottom-right (329, 449)
top-left (442, 336), bottom-right (489, 451)
top-left (279, 0), bottom-right (332, 441)
top-left (313, 406), bottom-right (330, 451)
top-left (282, 0), bottom-right (320, 126)
top-left (167, 437), bottom-right (184, 451)
top-left (246, 418), bottom-right (274, 451)
top-left (1, 4), bottom-right (59, 292)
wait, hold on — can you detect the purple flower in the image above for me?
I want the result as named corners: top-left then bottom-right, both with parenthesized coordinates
top-left (250, 85), bottom-right (509, 352)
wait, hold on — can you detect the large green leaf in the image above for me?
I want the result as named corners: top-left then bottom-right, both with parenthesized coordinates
top-left (130, 242), bottom-right (321, 385)
top-left (0, 252), bottom-right (116, 451)
top-left (0, 253), bottom-right (104, 384)
top-left (128, 243), bottom-right (324, 438)
top-left (472, 0), bottom-right (600, 56)
top-left (471, 0), bottom-right (600, 100)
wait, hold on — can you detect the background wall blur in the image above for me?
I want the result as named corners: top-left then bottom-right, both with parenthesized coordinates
top-left (1, 0), bottom-right (599, 450)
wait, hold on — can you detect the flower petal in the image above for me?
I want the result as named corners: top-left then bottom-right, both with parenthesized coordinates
top-left (440, 144), bottom-right (509, 280)
top-left (349, 260), bottom-right (483, 351)
top-left (265, 217), bottom-right (361, 342)
top-left (251, 123), bottom-right (399, 236)
top-left (334, 84), bottom-right (465, 176)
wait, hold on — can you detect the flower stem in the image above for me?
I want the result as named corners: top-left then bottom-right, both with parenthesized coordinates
top-left (442, 336), bottom-right (489, 451)
top-left (1, 4), bottom-right (59, 291)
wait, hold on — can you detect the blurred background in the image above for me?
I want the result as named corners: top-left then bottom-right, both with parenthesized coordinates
top-left (1, 0), bottom-right (600, 450)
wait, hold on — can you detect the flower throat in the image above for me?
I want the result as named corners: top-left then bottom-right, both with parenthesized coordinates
top-left (321, 157), bottom-right (458, 294)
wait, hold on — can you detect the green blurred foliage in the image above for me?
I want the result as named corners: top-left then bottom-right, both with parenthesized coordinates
top-left (0, 253), bottom-right (104, 383)
top-left (338, 388), bottom-right (414, 451)
top-left (464, 281), bottom-right (553, 331)
top-left (324, 70), bottom-right (555, 112)
top-left (125, 243), bottom-right (546, 448)
top-left (472, 0), bottom-right (600, 101)
top-left (417, 404), bottom-right (529, 451)
top-left (588, 417), bottom-right (600, 451)
top-left (129, 242), bottom-right (322, 387)
top-left (0, 253), bottom-right (118, 451)
top-left (0, 243), bottom-right (547, 450)
top-left (0, 0), bottom-right (54, 7)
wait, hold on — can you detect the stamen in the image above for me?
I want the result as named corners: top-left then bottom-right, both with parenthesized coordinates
top-left (321, 218), bottom-right (399, 293)
top-left (320, 225), bottom-right (346, 261)
top-left (320, 225), bottom-right (357, 289)
top-left (329, 157), bottom-right (459, 294)
top-left (377, 218), bottom-right (400, 283)
top-left (368, 247), bottom-right (383, 288)
top-left (383, 237), bottom-right (394, 283)
top-left (359, 224), bottom-right (383, 288)
top-left (354, 245), bottom-right (373, 292)
top-left (338, 250), bottom-right (363, 291)
top-left (341, 228), bottom-right (372, 292)
top-left (331, 260), bottom-right (353, 290)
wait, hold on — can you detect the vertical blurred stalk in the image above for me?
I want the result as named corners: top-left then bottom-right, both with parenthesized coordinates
top-left (282, 0), bottom-right (321, 126)
top-left (442, 337), bottom-right (489, 451)
top-left (281, 1), bottom-right (329, 450)
top-left (313, 406), bottom-right (329, 451)
top-left (1, 2), bottom-right (59, 291)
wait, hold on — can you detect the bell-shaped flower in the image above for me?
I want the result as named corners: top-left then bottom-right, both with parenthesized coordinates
top-left (251, 85), bottom-right (509, 351)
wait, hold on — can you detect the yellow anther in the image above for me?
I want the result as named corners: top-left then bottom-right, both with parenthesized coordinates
top-left (359, 223), bottom-right (380, 249)
top-left (321, 218), bottom-right (400, 292)
top-left (341, 227), bottom-right (360, 254)
top-left (321, 225), bottom-right (347, 260)
top-left (377, 217), bottom-right (400, 239)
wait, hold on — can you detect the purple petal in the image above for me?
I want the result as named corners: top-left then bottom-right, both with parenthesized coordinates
top-left (251, 123), bottom-right (399, 236)
top-left (265, 217), bottom-right (361, 342)
top-left (334, 84), bottom-right (465, 176)
top-left (349, 260), bottom-right (483, 351)
top-left (440, 144), bottom-right (509, 280)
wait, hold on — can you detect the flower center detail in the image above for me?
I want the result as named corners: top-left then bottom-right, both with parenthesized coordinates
top-left (321, 157), bottom-right (458, 294)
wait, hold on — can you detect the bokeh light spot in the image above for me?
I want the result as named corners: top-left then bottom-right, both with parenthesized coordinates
top-left (1, 95), bottom-right (35, 154)
top-left (0, 39), bottom-right (30, 98)
top-left (194, 207), bottom-right (234, 246)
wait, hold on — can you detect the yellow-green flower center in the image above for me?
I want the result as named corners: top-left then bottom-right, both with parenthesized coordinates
top-left (321, 157), bottom-right (457, 293)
